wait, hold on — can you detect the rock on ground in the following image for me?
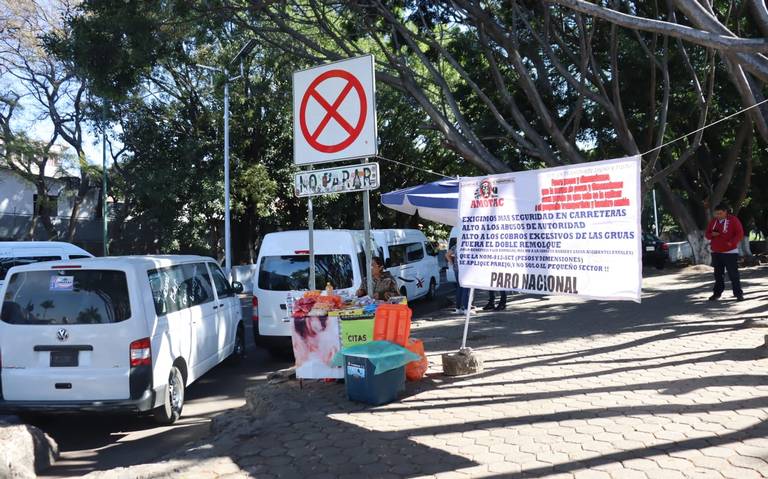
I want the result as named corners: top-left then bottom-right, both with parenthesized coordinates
top-left (0, 415), bottom-right (59, 478)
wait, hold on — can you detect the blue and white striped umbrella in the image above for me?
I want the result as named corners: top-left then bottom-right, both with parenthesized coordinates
top-left (381, 179), bottom-right (459, 226)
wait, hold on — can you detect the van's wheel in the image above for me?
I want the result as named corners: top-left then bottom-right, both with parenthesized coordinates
top-left (154, 366), bottom-right (185, 425)
top-left (228, 324), bottom-right (246, 365)
top-left (427, 278), bottom-right (437, 300)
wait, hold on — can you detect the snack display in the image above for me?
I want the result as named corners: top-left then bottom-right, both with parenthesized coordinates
top-left (292, 297), bottom-right (317, 318)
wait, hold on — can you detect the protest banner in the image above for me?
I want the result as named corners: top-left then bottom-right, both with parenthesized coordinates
top-left (457, 156), bottom-right (642, 302)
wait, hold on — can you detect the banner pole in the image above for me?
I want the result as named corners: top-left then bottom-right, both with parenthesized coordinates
top-left (460, 288), bottom-right (474, 350)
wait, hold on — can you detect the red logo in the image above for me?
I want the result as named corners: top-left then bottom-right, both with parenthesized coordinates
top-left (471, 179), bottom-right (504, 208)
top-left (299, 69), bottom-right (367, 153)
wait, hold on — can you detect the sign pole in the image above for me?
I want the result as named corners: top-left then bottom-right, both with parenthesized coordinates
top-left (363, 158), bottom-right (373, 298)
top-left (308, 195), bottom-right (316, 291)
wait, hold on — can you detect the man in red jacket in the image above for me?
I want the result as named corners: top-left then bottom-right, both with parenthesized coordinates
top-left (705, 204), bottom-right (744, 301)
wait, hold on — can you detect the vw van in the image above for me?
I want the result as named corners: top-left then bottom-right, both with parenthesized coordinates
top-left (0, 255), bottom-right (244, 424)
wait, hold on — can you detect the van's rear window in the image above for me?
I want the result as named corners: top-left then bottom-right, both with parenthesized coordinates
top-left (258, 255), bottom-right (353, 291)
top-left (1, 270), bottom-right (131, 325)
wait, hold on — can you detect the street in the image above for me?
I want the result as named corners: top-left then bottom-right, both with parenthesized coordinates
top-left (34, 301), bottom-right (288, 478)
top-left (34, 288), bottom-right (453, 478)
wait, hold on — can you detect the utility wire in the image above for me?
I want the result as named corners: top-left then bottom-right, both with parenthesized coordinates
top-left (375, 155), bottom-right (455, 179)
top-left (641, 97), bottom-right (768, 156)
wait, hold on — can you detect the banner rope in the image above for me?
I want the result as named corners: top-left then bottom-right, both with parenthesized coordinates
top-left (641, 97), bottom-right (768, 156)
top-left (376, 155), bottom-right (455, 179)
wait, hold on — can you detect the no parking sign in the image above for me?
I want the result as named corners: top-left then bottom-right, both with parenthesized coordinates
top-left (293, 55), bottom-right (378, 165)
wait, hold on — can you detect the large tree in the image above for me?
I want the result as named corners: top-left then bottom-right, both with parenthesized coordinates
top-left (58, 0), bottom-right (768, 262)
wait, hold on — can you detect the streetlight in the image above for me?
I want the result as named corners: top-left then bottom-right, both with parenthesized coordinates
top-left (196, 38), bottom-right (258, 277)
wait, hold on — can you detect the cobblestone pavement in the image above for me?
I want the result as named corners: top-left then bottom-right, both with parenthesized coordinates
top-left (87, 266), bottom-right (768, 479)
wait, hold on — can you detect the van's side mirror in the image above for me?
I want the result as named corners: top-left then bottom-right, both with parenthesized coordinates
top-left (231, 281), bottom-right (244, 294)
top-left (385, 258), bottom-right (392, 269)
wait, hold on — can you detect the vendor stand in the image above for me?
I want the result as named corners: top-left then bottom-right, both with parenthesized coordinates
top-left (289, 290), bottom-right (409, 380)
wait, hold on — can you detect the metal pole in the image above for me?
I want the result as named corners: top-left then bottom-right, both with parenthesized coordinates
top-left (460, 288), bottom-right (474, 350)
top-left (223, 78), bottom-right (232, 277)
top-left (308, 196), bottom-right (316, 290)
top-left (102, 112), bottom-right (108, 257)
top-left (652, 188), bottom-right (659, 237)
top-left (362, 159), bottom-right (373, 298)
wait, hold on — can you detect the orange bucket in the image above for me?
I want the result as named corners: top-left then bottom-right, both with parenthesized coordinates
top-left (373, 304), bottom-right (412, 346)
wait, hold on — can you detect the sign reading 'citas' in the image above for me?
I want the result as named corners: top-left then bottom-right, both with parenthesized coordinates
top-left (292, 55), bottom-right (378, 165)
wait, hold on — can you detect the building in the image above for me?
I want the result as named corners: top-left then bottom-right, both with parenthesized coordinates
top-left (0, 145), bottom-right (103, 253)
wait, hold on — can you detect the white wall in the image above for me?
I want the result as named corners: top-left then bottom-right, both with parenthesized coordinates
top-left (0, 173), bottom-right (35, 215)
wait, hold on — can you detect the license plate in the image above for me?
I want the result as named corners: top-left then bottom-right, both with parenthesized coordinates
top-left (645, 246), bottom-right (655, 251)
top-left (50, 350), bottom-right (78, 367)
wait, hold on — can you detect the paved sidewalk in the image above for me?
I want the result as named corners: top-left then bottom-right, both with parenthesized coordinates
top-left (88, 266), bottom-right (768, 478)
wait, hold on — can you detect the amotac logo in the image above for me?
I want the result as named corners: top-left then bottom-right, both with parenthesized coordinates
top-left (471, 179), bottom-right (505, 208)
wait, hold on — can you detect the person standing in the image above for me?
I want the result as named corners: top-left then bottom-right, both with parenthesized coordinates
top-left (356, 257), bottom-right (399, 301)
top-left (483, 290), bottom-right (507, 311)
top-left (446, 245), bottom-right (473, 314)
top-left (705, 204), bottom-right (745, 301)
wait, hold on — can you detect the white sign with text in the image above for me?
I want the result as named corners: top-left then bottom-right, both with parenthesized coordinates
top-left (294, 163), bottom-right (380, 198)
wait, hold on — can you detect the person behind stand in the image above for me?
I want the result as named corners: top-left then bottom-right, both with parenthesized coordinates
top-left (445, 245), bottom-right (473, 315)
top-left (356, 256), bottom-right (399, 301)
top-left (483, 290), bottom-right (507, 311)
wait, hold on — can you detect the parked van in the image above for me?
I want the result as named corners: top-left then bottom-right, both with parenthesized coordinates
top-left (252, 230), bottom-right (374, 355)
top-left (0, 241), bottom-right (93, 289)
top-left (372, 229), bottom-right (440, 300)
top-left (0, 255), bottom-right (245, 425)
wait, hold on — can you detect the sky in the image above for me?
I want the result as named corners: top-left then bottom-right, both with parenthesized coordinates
top-left (5, 81), bottom-right (111, 175)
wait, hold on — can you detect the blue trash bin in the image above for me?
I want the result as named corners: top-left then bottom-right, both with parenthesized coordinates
top-left (335, 341), bottom-right (419, 406)
top-left (344, 355), bottom-right (405, 405)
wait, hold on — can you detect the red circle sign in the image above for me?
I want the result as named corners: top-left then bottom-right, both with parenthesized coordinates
top-left (299, 69), bottom-right (367, 154)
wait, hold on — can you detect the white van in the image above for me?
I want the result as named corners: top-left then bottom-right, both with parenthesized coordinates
top-left (0, 241), bottom-right (93, 289)
top-left (252, 230), bottom-right (373, 355)
top-left (372, 229), bottom-right (440, 300)
top-left (0, 255), bottom-right (245, 425)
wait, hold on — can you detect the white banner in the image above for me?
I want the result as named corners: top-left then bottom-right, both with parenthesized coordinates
top-left (458, 156), bottom-right (642, 302)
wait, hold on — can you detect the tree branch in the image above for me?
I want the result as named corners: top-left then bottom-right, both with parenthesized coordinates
top-left (547, 0), bottom-right (768, 53)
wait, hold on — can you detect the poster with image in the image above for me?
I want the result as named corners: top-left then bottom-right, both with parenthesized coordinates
top-left (292, 314), bottom-right (344, 379)
top-left (457, 156), bottom-right (642, 302)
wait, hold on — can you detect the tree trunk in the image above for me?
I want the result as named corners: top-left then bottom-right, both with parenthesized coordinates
top-left (33, 181), bottom-right (57, 240)
top-left (66, 177), bottom-right (92, 243)
top-left (739, 236), bottom-right (753, 257)
top-left (657, 178), bottom-right (711, 264)
top-left (687, 230), bottom-right (711, 266)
